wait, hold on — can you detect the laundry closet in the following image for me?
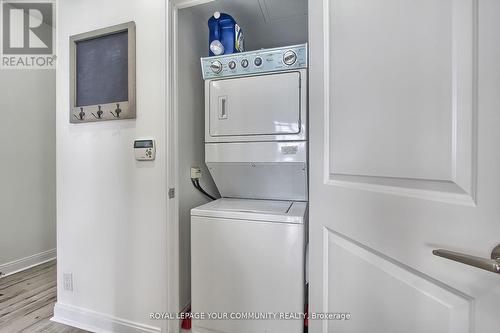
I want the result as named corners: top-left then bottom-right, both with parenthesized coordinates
top-left (176, 1), bottom-right (308, 332)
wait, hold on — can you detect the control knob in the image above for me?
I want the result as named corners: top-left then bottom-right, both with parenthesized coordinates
top-left (283, 50), bottom-right (297, 66)
top-left (210, 60), bottom-right (223, 73)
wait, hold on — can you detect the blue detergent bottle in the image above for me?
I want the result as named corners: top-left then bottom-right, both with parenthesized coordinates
top-left (208, 12), bottom-right (244, 56)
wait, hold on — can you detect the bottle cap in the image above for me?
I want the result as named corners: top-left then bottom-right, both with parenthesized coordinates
top-left (210, 40), bottom-right (224, 55)
top-left (214, 11), bottom-right (221, 19)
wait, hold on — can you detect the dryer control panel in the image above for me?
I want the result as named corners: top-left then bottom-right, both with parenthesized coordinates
top-left (201, 43), bottom-right (307, 79)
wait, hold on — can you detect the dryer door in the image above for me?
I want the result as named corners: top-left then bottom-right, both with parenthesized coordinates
top-left (208, 71), bottom-right (302, 140)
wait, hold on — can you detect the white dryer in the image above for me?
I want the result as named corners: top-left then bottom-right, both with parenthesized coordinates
top-left (191, 198), bottom-right (307, 333)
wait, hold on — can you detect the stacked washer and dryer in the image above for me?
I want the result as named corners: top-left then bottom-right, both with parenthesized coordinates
top-left (191, 44), bottom-right (308, 333)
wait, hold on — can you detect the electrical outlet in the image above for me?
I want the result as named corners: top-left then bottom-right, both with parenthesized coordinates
top-left (63, 273), bottom-right (73, 291)
top-left (191, 167), bottom-right (202, 179)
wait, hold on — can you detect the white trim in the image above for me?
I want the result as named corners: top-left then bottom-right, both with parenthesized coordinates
top-left (321, 0), bottom-right (330, 188)
top-left (166, 1), bottom-right (216, 333)
top-left (0, 248), bottom-right (56, 277)
top-left (166, 2), bottom-right (179, 333)
top-left (326, 176), bottom-right (477, 207)
top-left (52, 303), bottom-right (161, 333)
top-left (321, 227), bottom-right (329, 333)
top-left (171, 0), bottom-right (214, 9)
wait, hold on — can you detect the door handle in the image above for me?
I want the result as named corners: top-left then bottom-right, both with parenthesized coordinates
top-left (433, 244), bottom-right (500, 274)
top-left (218, 96), bottom-right (228, 119)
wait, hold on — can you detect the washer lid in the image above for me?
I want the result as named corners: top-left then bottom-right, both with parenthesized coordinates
top-left (191, 198), bottom-right (307, 224)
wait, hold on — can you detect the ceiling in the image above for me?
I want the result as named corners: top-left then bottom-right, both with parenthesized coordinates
top-left (184, 0), bottom-right (308, 51)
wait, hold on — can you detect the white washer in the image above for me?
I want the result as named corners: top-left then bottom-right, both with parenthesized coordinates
top-left (191, 198), bottom-right (307, 333)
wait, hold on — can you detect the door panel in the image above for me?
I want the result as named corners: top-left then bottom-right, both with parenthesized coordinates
top-left (208, 72), bottom-right (301, 137)
top-left (309, 0), bottom-right (500, 332)
top-left (324, 230), bottom-right (471, 333)
top-left (330, 0), bottom-right (454, 181)
top-left (326, 0), bottom-right (476, 203)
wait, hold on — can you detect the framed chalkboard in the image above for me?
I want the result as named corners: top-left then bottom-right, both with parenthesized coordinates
top-left (70, 22), bottom-right (136, 123)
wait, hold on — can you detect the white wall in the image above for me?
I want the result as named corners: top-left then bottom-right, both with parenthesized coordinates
top-left (177, 7), bottom-right (220, 311)
top-left (54, 1), bottom-right (167, 332)
top-left (0, 70), bottom-right (56, 275)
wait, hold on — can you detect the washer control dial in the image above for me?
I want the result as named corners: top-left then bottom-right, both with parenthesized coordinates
top-left (283, 50), bottom-right (297, 66)
top-left (210, 60), bottom-right (223, 73)
top-left (228, 60), bottom-right (236, 70)
top-left (241, 59), bottom-right (249, 68)
top-left (254, 57), bottom-right (263, 67)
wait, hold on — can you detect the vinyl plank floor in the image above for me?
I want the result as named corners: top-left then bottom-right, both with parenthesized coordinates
top-left (0, 260), bottom-right (88, 333)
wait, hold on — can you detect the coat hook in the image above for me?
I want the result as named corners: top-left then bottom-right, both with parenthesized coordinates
top-left (74, 107), bottom-right (85, 120)
top-left (110, 103), bottom-right (122, 118)
top-left (92, 105), bottom-right (103, 119)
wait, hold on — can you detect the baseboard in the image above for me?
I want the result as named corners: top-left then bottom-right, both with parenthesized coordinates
top-left (0, 248), bottom-right (56, 277)
top-left (52, 303), bottom-right (162, 333)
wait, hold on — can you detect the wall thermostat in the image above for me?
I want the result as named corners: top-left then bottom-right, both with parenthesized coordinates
top-left (134, 139), bottom-right (155, 161)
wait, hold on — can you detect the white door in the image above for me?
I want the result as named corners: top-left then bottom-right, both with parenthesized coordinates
top-left (208, 72), bottom-right (301, 137)
top-left (309, 0), bottom-right (500, 332)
